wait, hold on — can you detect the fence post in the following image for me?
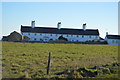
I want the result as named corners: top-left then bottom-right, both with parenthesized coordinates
top-left (47, 52), bottom-right (51, 75)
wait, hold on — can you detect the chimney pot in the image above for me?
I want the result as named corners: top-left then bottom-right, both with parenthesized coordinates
top-left (57, 22), bottom-right (61, 29)
top-left (31, 21), bottom-right (35, 28)
top-left (83, 23), bottom-right (86, 31)
top-left (106, 32), bottom-right (108, 35)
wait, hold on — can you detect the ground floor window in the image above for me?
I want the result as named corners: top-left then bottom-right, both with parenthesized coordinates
top-left (112, 40), bottom-right (114, 43)
top-left (40, 39), bottom-right (43, 41)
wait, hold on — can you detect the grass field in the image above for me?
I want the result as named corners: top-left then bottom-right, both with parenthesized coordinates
top-left (2, 42), bottom-right (119, 79)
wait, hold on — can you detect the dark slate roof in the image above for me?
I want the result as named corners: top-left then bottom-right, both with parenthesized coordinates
top-left (21, 26), bottom-right (99, 35)
top-left (106, 35), bottom-right (120, 39)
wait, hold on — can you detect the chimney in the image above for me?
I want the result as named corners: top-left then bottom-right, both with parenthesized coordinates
top-left (31, 21), bottom-right (35, 28)
top-left (83, 23), bottom-right (86, 31)
top-left (57, 22), bottom-right (61, 30)
top-left (106, 32), bottom-right (108, 35)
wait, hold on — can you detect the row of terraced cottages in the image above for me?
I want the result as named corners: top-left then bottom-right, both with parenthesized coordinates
top-left (3, 21), bottom-right (120, 45)
top-left (21, 21), bottom-right (100, 42)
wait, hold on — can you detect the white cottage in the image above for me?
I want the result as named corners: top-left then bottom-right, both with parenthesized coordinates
top-left (105, 32), bottom-right (120, 45)
top-left (21, 21), bottom-right (100, 42)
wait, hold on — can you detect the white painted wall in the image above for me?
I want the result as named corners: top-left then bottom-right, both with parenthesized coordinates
top-left (105, 37), bottom-right (120, 45)
top-left (22, 32), bottom-right (100, 42)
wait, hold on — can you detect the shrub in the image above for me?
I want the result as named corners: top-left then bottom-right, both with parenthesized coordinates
top-left (77, 67), bottom-right (98, 77)
top-left (99, 67), bottom-right (111, 74)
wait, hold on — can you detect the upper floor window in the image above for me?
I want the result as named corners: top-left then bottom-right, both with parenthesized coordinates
top-left (89, 36), bottom-right (91, 38)
top-left (66, 35), bottom-right (69, 37)
top-left (82, 35), bottom-right (84, 38)
top-left (96, 36), bottom-right (98, 39)
top-left (40, 33), bottom-right (42, 35)
top-left (112, 40), bottom-right (114, 43)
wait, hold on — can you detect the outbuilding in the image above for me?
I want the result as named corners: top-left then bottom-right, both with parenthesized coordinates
top-left (105, 33), bottom-right (120, 45)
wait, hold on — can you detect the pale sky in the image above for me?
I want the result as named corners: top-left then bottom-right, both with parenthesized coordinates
top-left (1, 1), bottom-right (119, 39)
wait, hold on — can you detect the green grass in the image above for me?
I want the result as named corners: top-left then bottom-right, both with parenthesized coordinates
top-left (2, 42), bottom-right (119, 78)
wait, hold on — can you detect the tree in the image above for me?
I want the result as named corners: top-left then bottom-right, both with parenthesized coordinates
top-left (58, 36), bottom-right (68, 41)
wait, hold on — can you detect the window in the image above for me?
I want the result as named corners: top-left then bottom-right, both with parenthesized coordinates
top-left (40, 33), bottom-right (42, 35)
top-left (34, 38), bottom-right (36, 40)
top-left (71, 35), bottom-right (73, 37)
top-left (96, 36), bottom-right (98, 39)
top-left (28, 33), bottom-right (30, 35)
top-left (34, 33), bottom-right (36, 36)
top-left (77, 35), bottom-right (79, 37)
top-left (50, 34), bottom-right (52, 36)
top-left (67, 35), bottom-right (68, 37)
top-left (89, 36), bottom-right (91, 38)
top-left (112, 40), bottom-right (114, 43)
top-left (82, 35), bottom-right (84, 38)
top-left (56, 34), bottom-right (57, 36)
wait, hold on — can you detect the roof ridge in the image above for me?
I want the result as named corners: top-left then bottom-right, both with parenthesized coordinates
top-left (21, 26), bottom-right (98, 30)
top-left (21, 26), bottom-right (99, 35)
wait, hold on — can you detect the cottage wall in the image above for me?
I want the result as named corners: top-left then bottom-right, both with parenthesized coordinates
top-left (105, 37), bottom-right (120, 45)
top-left (22, 32), bottom-right (99, 42)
